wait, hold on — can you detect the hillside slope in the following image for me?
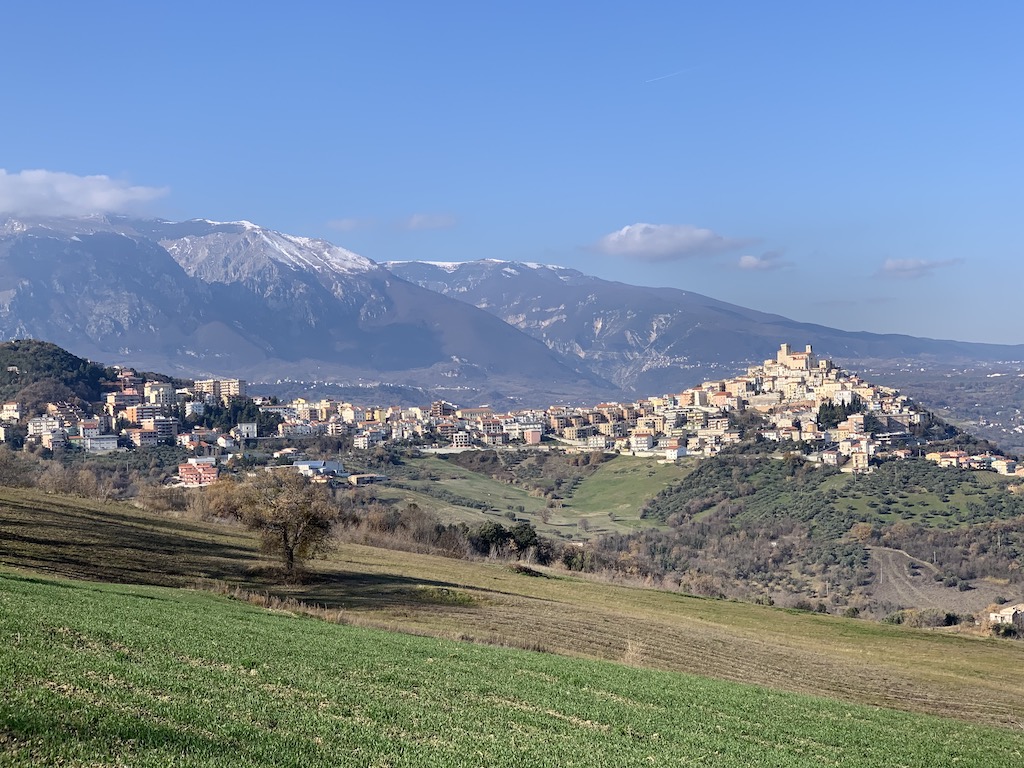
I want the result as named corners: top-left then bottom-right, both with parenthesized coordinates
top-left (3, 486), bottom-right (1024, 731)
top-left (387, 259), bottom-right (1024, 393)
top-left (4, 570), bottom-right (1024, 766)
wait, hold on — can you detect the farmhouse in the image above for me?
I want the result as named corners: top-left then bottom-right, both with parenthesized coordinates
top-left (989, 603), bottom-right (1024, 631)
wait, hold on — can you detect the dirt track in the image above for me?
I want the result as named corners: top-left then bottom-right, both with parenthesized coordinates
top-left (868, 546), bottom-right (1006, 614)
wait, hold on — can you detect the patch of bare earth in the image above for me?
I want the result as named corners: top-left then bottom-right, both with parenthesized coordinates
top-left (867, 546), bottom-right (1009, 613)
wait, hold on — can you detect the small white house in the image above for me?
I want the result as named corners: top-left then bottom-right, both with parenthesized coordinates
top-left (989, 603), bottom-right (1024, 630)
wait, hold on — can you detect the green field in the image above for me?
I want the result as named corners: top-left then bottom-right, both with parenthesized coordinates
top-left (4, 485), bottom-right (1024, 734)
top-left (562, 456), bottom-right (690, 527)
top-left (3, 570), bottom-right (1023, 767)
top-left (381, 454), bottom-right (686, 539)
top-left (384, 455), bottom-right (550, 518)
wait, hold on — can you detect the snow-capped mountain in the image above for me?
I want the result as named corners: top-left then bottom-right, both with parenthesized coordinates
top-left (0, 216), bottom-right (611, 401)
top-left (3, 213), bottom-right (1021, 405)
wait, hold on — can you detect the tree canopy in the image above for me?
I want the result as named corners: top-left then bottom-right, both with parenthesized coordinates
top-left (211, 472), bottom-right (340, 576)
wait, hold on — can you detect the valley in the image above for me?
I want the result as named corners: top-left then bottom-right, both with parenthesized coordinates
top-left (2, 333), bottom-right (1024, 768)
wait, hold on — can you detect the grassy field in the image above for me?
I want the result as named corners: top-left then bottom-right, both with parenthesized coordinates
top-left (382, 454), bottom-right (685, 539)
top-left (556, 456), bottom-right (689, 531)
top-left (4, 485), bottom-right (1024, 734)
top-left (382, 455), bottom-right (550, 520)
top-left (4, 570), bottom-right (1024, 767)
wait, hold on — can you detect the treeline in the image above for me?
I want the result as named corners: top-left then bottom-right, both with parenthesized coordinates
top-left (181, 478), bottom-right (560, 568)
top-left (563, 507), bottom-right (871, 608)
top-left (0, 444), bottom-right (188, 499)
top-left (335, 505), bottom-right (557, 564)
top-left (182, 397), bottom-right (283, 435)
top-left (817, 395), bottom-right (863, 429)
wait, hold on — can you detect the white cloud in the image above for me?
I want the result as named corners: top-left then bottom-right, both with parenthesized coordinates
top-left (400, 213), bottom-right (457, 231)
top-left (737, 250), bottom-right (789, 271)
top-left (0, 169), bottom-right (167, 217)
top-left (877, 258), bottom-right (961, 279)
top-left (595, 222), bottom-right (749, 262)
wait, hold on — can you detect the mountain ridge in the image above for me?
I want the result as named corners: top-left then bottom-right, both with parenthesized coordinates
top-left (386, 258), bottom-right (1024, 393)
top-left (2, 215), bottom-right (1023, 409)
top-left (0, 216), bottom-right (611, 404)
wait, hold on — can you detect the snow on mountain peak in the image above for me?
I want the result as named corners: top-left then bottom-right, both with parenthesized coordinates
top-left (161, 221), bottom-right (377, 279)
top-left (196, 218), bottom-right (259, 229)
top-left (262, 230), bottom-right (377, 275)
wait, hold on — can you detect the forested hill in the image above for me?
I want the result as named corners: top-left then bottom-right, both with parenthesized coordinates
top-left (0, 339), bottom-right (111, 407)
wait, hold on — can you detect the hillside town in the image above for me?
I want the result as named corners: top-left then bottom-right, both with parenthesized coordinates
top-left (2, 344), bottom-right (1021, 486)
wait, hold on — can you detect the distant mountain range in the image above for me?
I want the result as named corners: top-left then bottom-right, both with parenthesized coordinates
top-left (0, 216), bottom-right (606, 405)
top-left (386, 259), bottom-right (1024, 394)
top-left (1, 215), bottom-right (1022, 407)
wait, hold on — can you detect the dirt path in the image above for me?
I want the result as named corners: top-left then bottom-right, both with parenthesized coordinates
top-left (867, 546), bottom-right (1005, 614)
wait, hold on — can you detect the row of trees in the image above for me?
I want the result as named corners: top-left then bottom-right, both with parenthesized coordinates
top-left (195, 472), bottom-right (553, 578)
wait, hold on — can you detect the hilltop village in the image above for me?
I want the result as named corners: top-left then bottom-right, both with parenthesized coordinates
top-left (1, 343), bottom-right (1019, 486)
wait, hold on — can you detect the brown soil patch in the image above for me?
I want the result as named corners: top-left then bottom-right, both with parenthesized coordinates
top-left (867, 546), bottom-right (1010, 614)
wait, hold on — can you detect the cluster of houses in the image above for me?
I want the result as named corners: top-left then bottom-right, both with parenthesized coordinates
top-left (245, 343), bottom-right (1021, 477)
top-left (924, 450), bottom-right (1018, 475)
top-left (0, 369), bottom-right (250, 459)
top-left (2, 344), bottom-right (1022, 486)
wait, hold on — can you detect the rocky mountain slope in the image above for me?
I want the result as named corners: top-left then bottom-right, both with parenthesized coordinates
top-left (387, 259), bottom-right (1024, 394)
top-left (0, 217), bottom-right (609, 404)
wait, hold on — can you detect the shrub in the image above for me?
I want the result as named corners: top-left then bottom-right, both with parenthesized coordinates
top-left (992, 623), bottom-right (1019, 639)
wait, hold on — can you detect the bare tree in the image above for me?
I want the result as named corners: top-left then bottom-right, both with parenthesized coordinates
top-left (235, 472), bottom-right (339, 577)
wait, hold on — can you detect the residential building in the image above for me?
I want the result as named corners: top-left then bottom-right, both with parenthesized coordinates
top-left (989, 603), bottom-right (1024, 631)
top-left (141, 416), bottom-right (178, 442)
top-left (41, 431), bottom-right (66, 450)
top-left (179, 460), bottom-right (220, 487)
top-left (106, 391), bottom-right (142, 417)
top-left (123, 404), bottom-right (163, 424)
top-left (84, 435), bottom-right (119, 454)
top-left (523, 428), bottom-right (542, 445)
top-left (144, 382), bottom-right (176, 409)
top-left (126, 428), bottom-right (160, 448)
top-left (28, 415), bottom-right (62, 437)
top-left (292, 460), bottom-right (345, 477)
top-left (194, 378), bottom-right (247, 404)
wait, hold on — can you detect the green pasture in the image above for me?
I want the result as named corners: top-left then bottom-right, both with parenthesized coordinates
top-left (3, 571), bottom-right (1023, 767)
top-left (4, 485), bottom-right (1024, 734)
top-left (384, 454), bottom-right (685, 539)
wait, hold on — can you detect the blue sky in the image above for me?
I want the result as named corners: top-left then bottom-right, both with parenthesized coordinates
top-left (2, 2), bottom-right (1022, 344)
